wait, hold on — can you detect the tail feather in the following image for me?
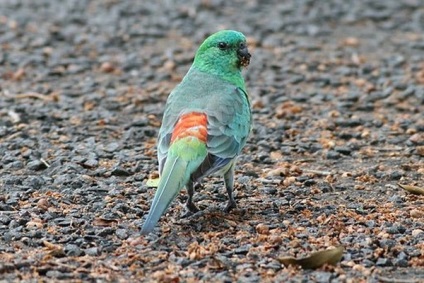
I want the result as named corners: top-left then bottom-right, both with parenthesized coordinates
top-left (141, 155), bottom-right (188, 235)
top-left (141, 112), bottom-right (209, 234)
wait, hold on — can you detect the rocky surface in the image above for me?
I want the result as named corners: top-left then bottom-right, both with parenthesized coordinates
top-left (0, 0), bottom-right (423, 282)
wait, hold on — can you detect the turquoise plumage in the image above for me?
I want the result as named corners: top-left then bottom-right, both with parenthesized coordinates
top-left (141, 30), bottom-right (252, 234)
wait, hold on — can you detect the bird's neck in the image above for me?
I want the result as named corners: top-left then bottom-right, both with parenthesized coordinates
top-left (191, 61), bottom-right (246, 91)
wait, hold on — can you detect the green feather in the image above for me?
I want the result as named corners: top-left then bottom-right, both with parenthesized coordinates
top-left (193, 30), bottom-right (248, 90)
top-left (142, 30), bottom-right (252, 234)
top-left (141, 138), bottom-right (207, 234)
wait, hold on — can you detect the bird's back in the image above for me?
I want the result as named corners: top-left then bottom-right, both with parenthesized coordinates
top-left (157, 67), bottom-right (251, 175)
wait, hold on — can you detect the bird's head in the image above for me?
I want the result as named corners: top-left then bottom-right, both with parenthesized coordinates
top-left (193, 30), bottom-right (251, 72)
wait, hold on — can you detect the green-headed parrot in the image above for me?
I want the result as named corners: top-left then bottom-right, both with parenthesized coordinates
top-left (141, 30), bottom-right (252, 234)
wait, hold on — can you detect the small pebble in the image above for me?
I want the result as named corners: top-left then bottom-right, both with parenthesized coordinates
top-left (256, 223), bottom-right (270, 235)
top-left (376, 258), bottom-right (392, 267)
top-left (27, 160), bottom-right (46, 170)
top-left (64, 244), bottom-right (83, 257)
top-left (37, 198), bottom-right (50, 211)
top-left (412, 229), bottom-right (423, 237)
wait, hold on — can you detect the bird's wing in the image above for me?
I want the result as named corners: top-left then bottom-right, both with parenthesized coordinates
top-left (157, 72), bottom-right (251, 177)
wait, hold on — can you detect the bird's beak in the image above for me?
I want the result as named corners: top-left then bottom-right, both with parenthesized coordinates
top-left (238, 45), bottom-right (251, 67)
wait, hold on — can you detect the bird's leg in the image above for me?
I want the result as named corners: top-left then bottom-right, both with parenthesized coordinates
top-left (223, 163), bottom-right (237, 212)
top-left (185, 180), bottom-right (200, 213)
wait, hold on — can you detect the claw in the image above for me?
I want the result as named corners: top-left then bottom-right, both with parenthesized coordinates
top-left (186, 201), bottom-right (200, 213)
top-left (223, 200), bottom-right (237, 213)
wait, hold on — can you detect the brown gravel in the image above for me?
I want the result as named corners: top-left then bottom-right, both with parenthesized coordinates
top-left (0, 0), bottom-right (423, 282)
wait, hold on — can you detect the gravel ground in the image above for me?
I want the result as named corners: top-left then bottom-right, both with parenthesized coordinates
top-left (1, 0), bottom-right (423, 282)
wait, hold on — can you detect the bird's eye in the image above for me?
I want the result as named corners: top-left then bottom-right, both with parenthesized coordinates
top-left (217, 42), bottom-right (228, 50)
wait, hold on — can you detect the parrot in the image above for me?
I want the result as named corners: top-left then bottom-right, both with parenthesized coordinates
top-left (141, 30), bottom-right (252, 235)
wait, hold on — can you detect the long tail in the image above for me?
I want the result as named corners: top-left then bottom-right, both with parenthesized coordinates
top-left (141, 154), bottom-right (189, 234)
top-left (141, 112), bottom-right (209, 234)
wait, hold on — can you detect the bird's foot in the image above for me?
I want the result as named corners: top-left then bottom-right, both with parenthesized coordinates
top-left (223, 200), bottom-right (237, 213)
top-left (186, 201), bottom-right (200, 213)
top-left (194, 183), bottom-right (204, 191)
top-left (181, 210), bottom-right (194, 218)
top-left (181, 201), bottom-right (200, 218)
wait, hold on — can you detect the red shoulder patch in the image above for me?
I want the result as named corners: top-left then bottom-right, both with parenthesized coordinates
top-left (171, 112), bottom-right (208, 143)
